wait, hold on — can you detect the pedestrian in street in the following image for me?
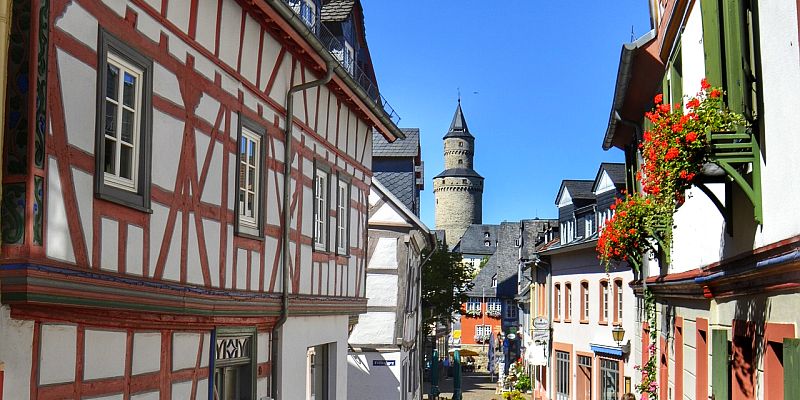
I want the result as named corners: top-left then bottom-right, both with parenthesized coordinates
top-left (443, 356), bottom-right (452, 378)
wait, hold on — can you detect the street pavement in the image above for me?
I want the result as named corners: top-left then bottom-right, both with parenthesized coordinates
top-left (423, 371), bottom-right (511, 400)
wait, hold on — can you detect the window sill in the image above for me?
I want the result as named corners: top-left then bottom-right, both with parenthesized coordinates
top-left (580, 319), bottom-right (589, 324)
top-left (234, 229), bottom-right (265, 241)
top-left (599, 320), bottom-right (608, 326)
top-left (564, 318), bottom-right (572, 323)
top-left (612, 321), bottom-right (621, 327)
top-left (95, 192), bottom-right (152, 214)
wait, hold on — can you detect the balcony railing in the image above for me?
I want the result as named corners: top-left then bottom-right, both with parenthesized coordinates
top-left (283, 0), bottom-right (401, 125)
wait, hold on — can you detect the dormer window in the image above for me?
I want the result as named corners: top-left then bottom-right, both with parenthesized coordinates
top-left (484, 240), bottom-right (491, 247)
top-left (341, 41), bottom-right (355, 74)
top-left (484, 232), bottom-right (490, 238)
top-left (291, 0), bottom-right (317, 28)
top-left (491, 274), bottom-right (497, 288)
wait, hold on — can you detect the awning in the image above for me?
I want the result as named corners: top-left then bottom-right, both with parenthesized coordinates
top-left (603, 29), bottom-right (664, 151)
top-left (590, 343), bottom-right (625, 358)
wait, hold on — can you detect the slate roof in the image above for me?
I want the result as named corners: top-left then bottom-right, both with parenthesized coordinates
top-left (443, 102), bottom-right (474, 139)
top-left (372, 128), bottom-right (420, 157)
top-left (454, 224), bottom-right (500, 256)
top-left (373, 172), bottom-right (415, 212)
top-left (555, 180), bottom-right (595, 205)
top-left (594, 162), bottom-right (627, 189)
top-left (320, 0), bottom-right (355, 22)
top-left (434, 168), bottom-right (484, 179)
top-left (465, 219), bottom-right (557, 298)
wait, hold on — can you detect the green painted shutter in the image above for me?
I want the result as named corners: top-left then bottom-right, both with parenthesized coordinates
top-left (700, 0), bottom-right (723, 87)
top-left (711, 329), bottom-right (729, 400)
top-left (722, 0), bottom-right (747, 113)
top-left (785, 338), bottom-right (800, 400)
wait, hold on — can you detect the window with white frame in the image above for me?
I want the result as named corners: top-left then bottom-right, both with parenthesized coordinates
top-left (466, 297), bottom-right (481, 313)
top-left (475, 325), bottom-right (491, 342)
top-left (336, 178), bottom-right (349, 254)
top-left (343, 41), bottom-right (355, 74)
top-left (306, 344), bottom-right (329, 400)
top-left (486, 297), bottom-right (501, 316)
top-left (581, 281), bottom-right (589, 321)
top-left (95, 30), bottom-right (153, 210)
top-left (555, 283), bottom-right (561, 320)
top-left (313, 166), bottom-right (329, 250)
top-left (237, 124), bottom-right (262, 234)
top-left (615, 279), bottom-right (623, 323)
top-left (491, 274), bottom-right (497, 287)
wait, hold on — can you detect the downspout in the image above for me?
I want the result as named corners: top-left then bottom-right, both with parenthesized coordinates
top-left (271, 59), bottom-right (336, 400)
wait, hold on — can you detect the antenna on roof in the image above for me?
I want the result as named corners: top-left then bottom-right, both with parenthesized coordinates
top-left (631, 25), bottom-right (635, 41)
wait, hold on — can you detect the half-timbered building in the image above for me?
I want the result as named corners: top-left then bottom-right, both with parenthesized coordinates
top-left (0, 0), bottom-right (402, 399)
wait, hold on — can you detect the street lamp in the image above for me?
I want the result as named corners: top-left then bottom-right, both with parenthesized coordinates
top-left (612, 325), bottom-right (625, 347)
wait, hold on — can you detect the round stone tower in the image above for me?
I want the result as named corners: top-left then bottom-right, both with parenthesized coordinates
top-left (434, 101), bottom-right (484, 246)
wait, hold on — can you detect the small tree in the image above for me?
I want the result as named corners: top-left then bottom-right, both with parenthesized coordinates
top-left (421, 241), bottom-right (474, 335)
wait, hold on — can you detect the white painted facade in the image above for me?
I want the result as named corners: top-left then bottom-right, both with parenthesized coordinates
top-left (348, 181), bottom-right (431, 400)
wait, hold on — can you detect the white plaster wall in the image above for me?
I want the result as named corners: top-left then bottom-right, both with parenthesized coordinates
top-left (671, 185), bottom-right (726, 273)
top-left (100, 218), bottom-right (119, 272)
top-left (132, 332), bottom-right (161, 375)
top-left (753, 0), bottom-right (800, 246)
top-left (365, 274), bottom-right (398, 307)
top-left (367, 237), bottom-right (397, 270)
top-left (84, 329), bottom-right (126, 380)
top-left (349, 312), bottom-right (396, 345)
top-left (46, 157), bottom-right (76, 263)
top-left (40, 324), bottom-right (77, 385)
top-left (130, 391), bottom-right (159, 400)
top-left (73, 168), bottom-right (94, 267)
top-left (56, 1), bottom-right (98, 51)
top-left (0, 306), bottom-right (34, 400)
top-left (58, 48), bottom-right (96, 154)
top-left (172, 332), bottom-right (201, 371)
top-left (127, 224), bottom-right (145, 276)
top-left (277, 315), bottom-right (349, 400)
top-left (151, 110), bottom-right (184, 191)
top-left (347, 351), bottom-right (405, 400)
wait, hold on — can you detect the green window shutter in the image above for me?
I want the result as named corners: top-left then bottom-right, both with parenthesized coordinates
top-left (700, 0), bottom-right (723, 87)
top-left (670, 45), bottom-right (683, 106)
top-left (785, 338), bottom-right (800, 400)
top-left (712, 329), bottom-right (729, 400)
top-left (722, 0), bottom-right (747, 114)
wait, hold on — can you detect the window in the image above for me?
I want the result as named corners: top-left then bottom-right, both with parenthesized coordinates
top-left (503, 299), bottom-right (517, 319)
top-left (336, 178), bottom-right (349, 254)
top-left (475, 325), bottom-right (491, 342)
top-left (458, 159), bottom-right (463, 164)
top-left (581, 281), bottom-right (589, 322)
top-left (614, 279), bottom-right (623, 324)
top-left (486, 298), bottom-right (501, 317)
top-left (556, 350), bottom-right (571, 400)
top-left (313, 165), bottom-right (330, 250)
top-left (95, 30), bottom-right (153, 210)
top-left (342, 41), bottom-right (355, 75)
top-left (554, 283), bottom-right (561, 321)
top-left (459, 141), bottom-right (464, 147)
top-left (306, 344), bottom-right (329, 400)
top-left (565, 283), bottom-right (572, 321)
top-left (236, 118), bottom-right (264, 236)
top-left (600, 280), bottom-right (609, 324)
top-left (599, 358), bottom-right (620, 400)
top-left (291, 0), bottom-right (317, 28)
top-left (213, 328), bottom-right (256, 400)
top-left (484, 232), bottom-right (490, 238)
top-left (484, 240), bottom-right (491, 247)
top-left (466, 297), bottom-right (481, 314)
top-left (585, 216), bottom-right (594, 236)
top-left (491, 274), bottom-right (497, 288)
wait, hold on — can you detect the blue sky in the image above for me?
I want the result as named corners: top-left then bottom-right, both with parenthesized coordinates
top-left (362, 1), bottom-right (652, 227)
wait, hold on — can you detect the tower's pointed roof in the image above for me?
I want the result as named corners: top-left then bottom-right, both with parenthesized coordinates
top-left (443, 101), bottom-right (474, 139)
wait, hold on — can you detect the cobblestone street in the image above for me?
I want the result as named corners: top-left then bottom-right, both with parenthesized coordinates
top-left (423, 371), bottom-right (523, 400)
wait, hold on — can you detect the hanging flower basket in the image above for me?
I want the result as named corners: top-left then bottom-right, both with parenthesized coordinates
top-left (465, 309), bottom-right (481, 317)
top-left (598, 79), bottom-right (748, 270)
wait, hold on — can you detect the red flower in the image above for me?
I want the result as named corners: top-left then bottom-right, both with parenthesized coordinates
top-left (679, 170), bottom-right (688, 179)
top-left (665, 147), bottom-right (680, 161)
top-left (643, 131), bottom-right (653, 142)
top-left (654, 93), bottom-right (663, 104)
top-left (701, 78), bottom-right (711, 90)
top-left (685, 131), bottom-right (697, 143)
top-left (710, 89), bottom-right (721, 98)
top-left (658, 104), bottom-right (671, 113)
top-left (672, 123), bottom-right (683, 133)
top-left (687, 98), bottom-right (700, 109)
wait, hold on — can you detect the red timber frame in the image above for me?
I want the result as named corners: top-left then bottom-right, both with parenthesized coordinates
top-left (0, 0), bottom-right (388, 397)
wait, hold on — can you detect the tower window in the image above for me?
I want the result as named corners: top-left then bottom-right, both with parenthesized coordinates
top-left (484, 232), bottom-right (490, 238)
top-left (459, 141), bottom-right (463, 147)
top-left (484, 240), bottom-right (490, 247)
top-left (462, 179), bottom-right (467, 184)
top-left (459, 159), bottom-right (463, 164)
